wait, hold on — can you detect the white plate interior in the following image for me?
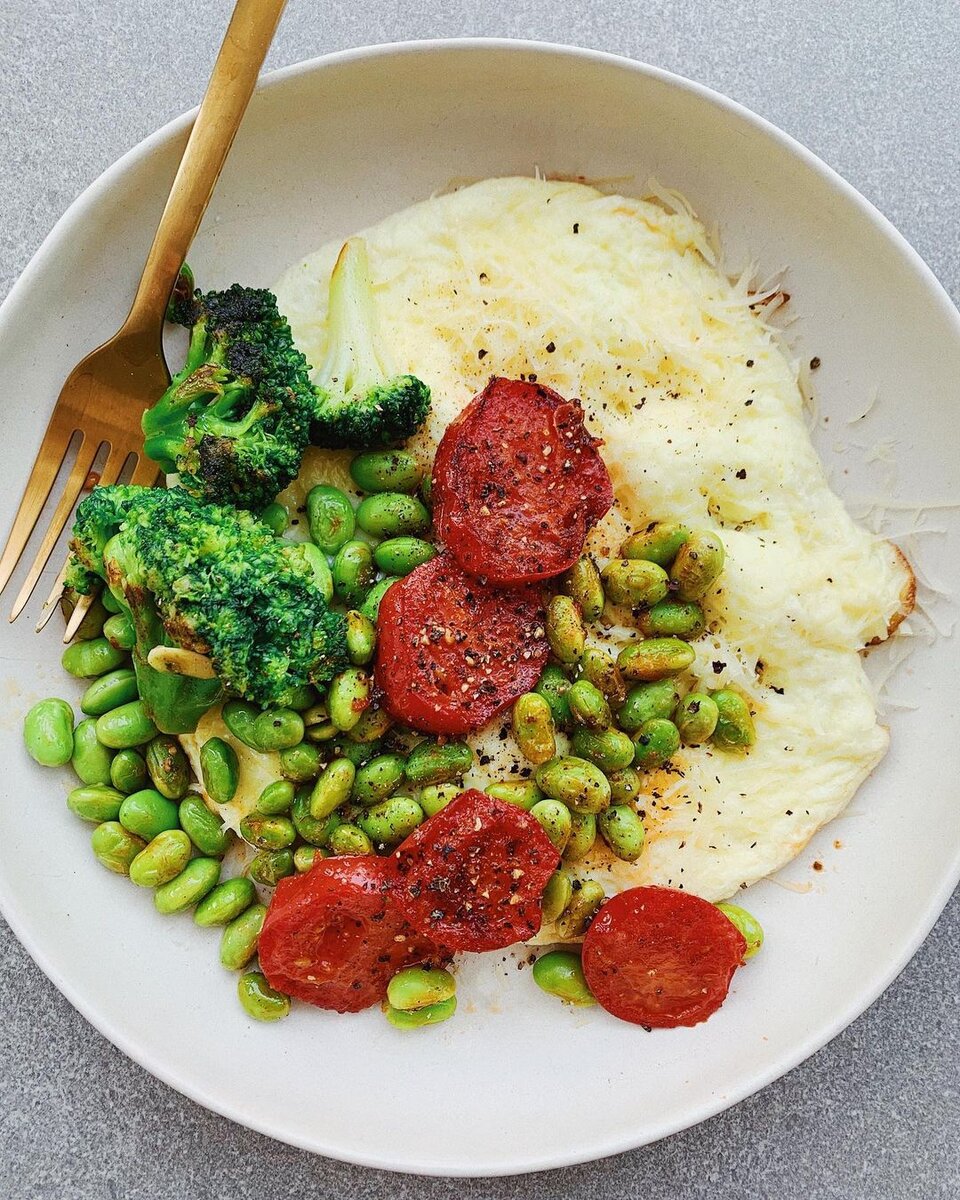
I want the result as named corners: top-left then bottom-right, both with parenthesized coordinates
top-left (0, 41), bottom-right (958, 1176)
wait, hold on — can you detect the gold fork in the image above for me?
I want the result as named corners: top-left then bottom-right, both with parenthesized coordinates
top-left (0, 0), bottom-right (288, 640)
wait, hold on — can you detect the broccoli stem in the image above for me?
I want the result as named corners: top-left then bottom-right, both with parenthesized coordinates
top-left (319, 238), bottom-right (396, 400)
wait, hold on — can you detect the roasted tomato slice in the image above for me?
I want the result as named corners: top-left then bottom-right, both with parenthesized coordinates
top-left (581, 886), bottom-right (747, 1028)
top-left (392, 789), bottom-right (560, 951)
top-left (373, 552), bottom-right (548, 736)
top-left (432, 377), bottom-right (613, 585)
top-left (258, 855), bottom-right (443, 1013)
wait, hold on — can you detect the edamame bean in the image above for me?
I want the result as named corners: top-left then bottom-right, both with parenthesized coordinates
top-left (617, 680), bottom-right (682, 731)
top-left (385, 996), bottom-right (456, 1029)
top-left (419, 784), bottom-right (461, 817)
top-left (541, 869), bottom-right (574, 923)
top-left (285, 684), bottom-right (319, 712)
top-left (300, 542), bottom-right (334, 603)
top-left (536, 757), bottom-right (611, 814)
top-left (292, 788), bottom-right (334, 846)
top-left (353, 754), bottom-right (406, 805)
top-left (485, 780), bottom-right (543, 811)
top-left (535, 665), bottom-right (573, 730)
top-left (90, 821), bottom-right (145, 875)
top-left (23, 698), bottom-right (74, 766)
top-left (532, 951), bottom-right (596, 1005)
top-left (555, 880), bottom-right (606, 939)
top-left (257, 780), bottom-right (295, 815)
top-left (350, 449), bottom-right (424, 494)
top-left (250, 708), bottom-right (305, 752)
top-left (563, 812), bottom-right (597, 862)
top-left (404, 740), bottom-right (473, 787)
top-left (119, 789), bottom-right (180, 840)
top-left (331, 736), bottom-right (382, 766)
top-left (110, 748), bottom-right (148, 794)
top-left (194, 877), bottom-right (256, 927)
top-left (675, 693), bottom-right (720, 744)
top-left (346, 705), bottom-right (393, 743)
top-left (561, 556), bottom-right (605, 621)
top-left (80, 667), bottom-right (138, 717)
top-left (61, 637), bottom-right (127, 679)
top-left (301, 703), bottom-right (331, 730)
top-left (566, 680), bottom-right (612, 730)
top-left (617, 638), bottom-right (696, 681)
top-left (716, 902), bottom-right (764, 959)
top-left (67, 784), bottom-right (125, 823)
top-left (511, 693), bottom-right (556, 765)
top-left (260, 502), bottom-right (288, 536)
top-left (359, 575), bottom-right (401, 622)
top-left (129, 829), bottom-right (192, 887)
top-left (373, 536), bottom-right (436, 576)
top-left (632, 718), bottom-right (681, 771)
top-left (307, 485), bottom-right (355, 555)
top-left (278, 742), bottom-right (323, 783)
top-left (621, 523), bottom-right (690, 568)
top-left (249, 849), bottom-right (295, 886)
top-left (530, 799), bottom-right (572, 854)
top-left (100, 589), bottom-right (122, 615)
top-left (345, 610), bottom-right (377, 665)
top-left (607, 767), bottom-right (642, 805)
top-left (638, 599), bottom-right (706, 640)
top-left (95, 701), bottom-right (158, 749)
top-left (577, 647), bottom-right (626, 707)
top-left (179, 793), bottom-right (230, 856)
top-left (356, 492), bottom-right (430, 538)
top-left (360, 796), bottom-right (424, 846)
top-left (200, 737), bottom-right (239, 804)
top-left (670, 530), bottom-right (725, 601)
top-left (154, 858), bottom-right (220, 914)
top-left (309, 758), bottom-right (356, 820)
top-left (328, 823), bottom-right (374, 855)
top-left (294, 845), bottom-right (325, 872)
top-left (601, 559), bottom-right (670, 609)
top-left (598, 805), bottom-right (646, 862)
top-left (546, 595), bottom-right (585, 665)
top-left (240, 814), bottom-right (296, 851)
top-left (145, 735), bottom-right (191, 799)
top-left (220, 903), bottom-right (267, 970)
top-left (711, 690), bottom-right (756, 750)
top-left (387, 966), bottom-right (455, 1010)
top-left (305, 720), bottom-right (338, 744)
top-left (328, 668), bottom-right (371, 733)
top-left (221, 700), bottom-right (264, 750)
top-left (332, 540), bottom-right (376, 607)
top-left (103, 612), bottom-right (136, 651)
top-left (570, 728), bottom-right (635, 773)
top-left (238, 972), bottom-right (290, 1022)
top-left (70, 718), bottom-right (113, 785)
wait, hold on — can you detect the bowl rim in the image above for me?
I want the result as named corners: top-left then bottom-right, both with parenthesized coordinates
top-left (1, 37), bottom-right (959, 1176)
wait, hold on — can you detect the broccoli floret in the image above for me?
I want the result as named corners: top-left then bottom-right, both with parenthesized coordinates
top-left (68, 485), bottom-right (348, 732)
top-left (311, 238), bottom-right (431, 449)
top-left (142, 283), bottom-right (316, 513)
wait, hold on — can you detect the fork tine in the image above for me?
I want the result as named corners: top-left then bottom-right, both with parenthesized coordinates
top-left (62, 593), bottom-right (97, 644)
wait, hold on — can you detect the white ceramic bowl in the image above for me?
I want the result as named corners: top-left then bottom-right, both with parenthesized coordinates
top-left (1, 40), bottom-right (958, 1177)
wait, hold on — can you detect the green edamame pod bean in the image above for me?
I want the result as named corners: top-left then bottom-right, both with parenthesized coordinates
top-left (546, 595), bottom-right (585, 665)
top-left (617, 680), bottom-right (682, 731)
top-left (154, 858), bottom-right (220, 914)
top-left (530, 799), bottom-right (572, 854)
top-left (240, 814), bottom-right (296, 851)
top-left (373, 536), bottom-right (436, 576)
top-left (332, 540), bottom-right (376, 607)
top-left (278, 742), bottom-right (323, 783)
top-left (345, 705), bottom-right (393, 744)
top-left (300, 702), bottom-right (331, 729)
top-left (23, 698), bottom-right (74, 766)
top-left (359, 796), bottom-right (425, 846)
top-left (300, 542), bottom-right (334, 603)
top-left (536, 757), bottom-right (611, 814)
top-left (307, 485), bottom-right (355, 555)
top-left (607, 767), bottom-right (642, 805)
top-left (292, 788), bottom-right (334, 846)
top-left (345, 610), bottom-right (377, 665)
top-left (220, 903), bottom-right (267, 970)
top-left (670, 530), bottom-right (725, 601)
top-left (387, 966), bottom-right (456, 1011)
top-left (256, 780), bottom-right (295, 815)
top-left (250, 708), bottom-right (305, 752)
top-left (221, 700), bottom-right (264, 750)
top-left (103, 612), bottom-right (136, 651)
top-left (285, 684), bottom-right (319, 712)
top-left (67, 785), bottom-right (125, 823)
top-left (359, 576), bottom-right (401, 622)
top-left (356, 492), bottom-right (430, 538)
top-left (577, 647), bottom-right (626, 707)
top-left (675, 693), bottom-right (720, 745)
top-left (100, 589), bottom-right (122, 614)
top-left (404, 740), bottom-right (474, 787)
top-left (485, 780), bottom-right (543, 811)
top-left (563, 812), bottom-right (597, 862)
top-left (90, 821), bottom-right (145, 875)
top-left (561, 556), bottom-right (605, 622)
top-left (95, 700), bottom-right (158, 749)
top-left (70, 718), bottom-right (113, 785)
top-left (570, 728), bottom-right (635, 773)
top-left (61, 637), bottom-right (127, 679)
top-left (617, 637), bottom-right (696, 681)
top-left (638, 600), bottom-right (706, 640)
top-left (419, 784), bottom-right (461, 817)
top-left (260, 502), bottom-right (288, 536)
top-left (633, 718), bottom-right (681, 771)
top-left (353, 754), bottom-right (406, 805)
top-left (80, 667), bottom-right (138, 717)
top-left (716, 902), bottom-right (764, 959)
top-left (601, 559), bottom-right (670, 609)
top-left (711, 690), bottom-right (756, 750)
top-left (144, 735), bottom-right (190, 799)
top-left (535, 665), bottom-right (573, 730)
top-left (110, 748), bottom-right (148, 794)
top-left (305, 721), bottom-right (338, 744)
top-left (511, 694), bottom-right (556, 766)
top-left (385, 996), bottom-right (456, 1029)
top-left (566, 680), bottom-right (612, 730)
top-left (331, 736), bottom-right (383, 766)
top-left (542, 869), bottom-right (574, 924)
top-left (294, 845), bottom-right (325, 872)
top-left (199, 737), bottom-right (239, 805)
top-left (328, 823), bottom-right (374, 855)
top-left (249, 849), bottom-right (295, 886)
top-left (532, 951), bottom-right (596, 1006)
top-left (238, 971), bottom-right (290, 1022)
top-left (555, 880), bottom-right (606, 939)
top-left (350, 450), bottom-right (424, 494)
top-left (598, 805), bottom-right (646, 862)
top-left (119, 789), bottom-right (180, 841)
top-left (621, 522), bottom-right (690, 568)
top-left (129, 829), bottom-right (192, 887)
top-left (194, 877), bottom-right (256, 927)
top-left (179, 794), bottom-right (230, 857)
top-left (328, 668), bottom-right (372, 733)
top-left (309, 758), bottom-right (356, 820)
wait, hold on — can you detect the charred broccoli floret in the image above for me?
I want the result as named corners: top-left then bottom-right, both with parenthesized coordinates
top-left (141, 283), bottom-right (316, 512)
top-left (67, 485), bottom-right (348, 731)
top-left (311, 238), bottom-right (431, 449)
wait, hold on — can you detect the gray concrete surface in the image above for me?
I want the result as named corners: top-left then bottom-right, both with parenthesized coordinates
top-left (1, 1), bottom-right (958, 1195)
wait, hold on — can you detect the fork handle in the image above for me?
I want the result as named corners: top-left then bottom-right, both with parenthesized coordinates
top-left (121, 0), bottom-right (288, 345)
